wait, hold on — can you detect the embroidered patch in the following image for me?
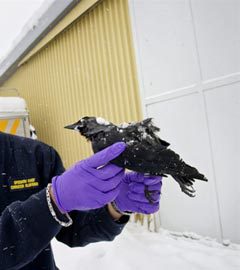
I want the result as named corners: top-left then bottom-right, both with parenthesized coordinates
top-left (9, 177), bottom-right (39, 191)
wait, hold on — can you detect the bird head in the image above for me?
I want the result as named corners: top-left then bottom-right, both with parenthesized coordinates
top-left (64, 116), bottom-right (94, 133)
top-left (64, 116), bottom-right (111, 139)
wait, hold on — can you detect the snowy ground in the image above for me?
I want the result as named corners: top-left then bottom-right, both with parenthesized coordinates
top-left (52, 222), bottom-right (240, 270)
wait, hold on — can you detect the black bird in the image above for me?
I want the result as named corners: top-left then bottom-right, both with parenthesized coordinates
top-left (65, 116), bottom-right (208, 201)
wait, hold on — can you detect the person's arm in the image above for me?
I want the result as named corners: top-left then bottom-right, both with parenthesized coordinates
top-left (0, 189), bottom-right (62, 269)
top-left (49, 182), bottom-right (129, 247)
top-left (55, 206), bottom-right (129, 247)
top-left (48, 143), bottom-right (131, 247)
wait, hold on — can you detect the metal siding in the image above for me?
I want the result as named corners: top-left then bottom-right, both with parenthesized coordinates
top-left (2, 0), bottom-right (142, 167)
top-left (129, 0), bottom-right (240, 242)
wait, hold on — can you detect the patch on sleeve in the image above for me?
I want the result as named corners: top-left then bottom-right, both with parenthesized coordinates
top-left (9, 177), bottom-right (39, 191)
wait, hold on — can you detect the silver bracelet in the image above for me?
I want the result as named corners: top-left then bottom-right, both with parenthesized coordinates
top-left (111, 201), bottom-right (132, 216)
top-left (46, 184), bottom-right (73, 227)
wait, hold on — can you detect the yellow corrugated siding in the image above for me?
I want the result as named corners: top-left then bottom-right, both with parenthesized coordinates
top-left (2, 0), bottom-right (142, 168)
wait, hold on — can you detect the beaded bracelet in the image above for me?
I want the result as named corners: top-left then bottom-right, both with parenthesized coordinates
top-left (46, 184), bottom-right (73, 227)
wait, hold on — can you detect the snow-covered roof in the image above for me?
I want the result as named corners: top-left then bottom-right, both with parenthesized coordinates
top-left (0, 0), bottom-right (77, 85)
top-left (0, 97), bottom-right (27, 113)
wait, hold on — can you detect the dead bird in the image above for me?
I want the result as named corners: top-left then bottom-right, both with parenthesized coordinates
top-left (65, 116), bottom-right (208, 201)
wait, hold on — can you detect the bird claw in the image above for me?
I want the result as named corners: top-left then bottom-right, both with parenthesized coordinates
top-left (144, 186), bottom-right (159, 204)
top-left (181, 185), bottom-right (196, 197)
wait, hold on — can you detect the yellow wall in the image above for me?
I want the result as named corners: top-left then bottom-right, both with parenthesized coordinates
top-left (2, 0), bottom-right (142, 168)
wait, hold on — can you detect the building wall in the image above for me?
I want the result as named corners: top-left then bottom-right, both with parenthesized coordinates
top-left (2, 0), bottom-right (142, 167)
top-left (129, 0), bottom-right (240, 243)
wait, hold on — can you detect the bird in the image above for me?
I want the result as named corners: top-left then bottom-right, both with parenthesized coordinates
top-left (65, 116), bottom-right (208, 201)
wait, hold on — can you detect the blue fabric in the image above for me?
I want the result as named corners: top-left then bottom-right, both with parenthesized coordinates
top-left (0, 132), bottom-right (128, 269)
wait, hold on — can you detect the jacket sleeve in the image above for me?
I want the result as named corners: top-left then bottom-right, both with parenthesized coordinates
top-left (55, 207), bottom-right (129, 247)
top-left (0, 189), bottom-right (62, 270)
top-left (49, 146), bottom-right (65, 176)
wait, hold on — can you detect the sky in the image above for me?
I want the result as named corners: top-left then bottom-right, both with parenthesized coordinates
top-left (0, 0), bottom-right (46, 60)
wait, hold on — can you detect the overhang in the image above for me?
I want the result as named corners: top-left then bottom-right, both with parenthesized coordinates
top-left (0, 0), bottom-right (79, 85)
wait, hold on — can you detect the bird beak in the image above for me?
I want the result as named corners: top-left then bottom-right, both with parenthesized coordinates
top-left (64, 123), bottom-right (78, 130)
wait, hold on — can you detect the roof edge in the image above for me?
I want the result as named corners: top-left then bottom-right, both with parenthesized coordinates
top-left (0, 0), bottom-right (80, 86)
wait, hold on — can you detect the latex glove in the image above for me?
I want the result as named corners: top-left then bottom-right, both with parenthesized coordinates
top-left (52, 142), bottom-right (126, 212)
top-left (114, 172), bottom-right (162, 214)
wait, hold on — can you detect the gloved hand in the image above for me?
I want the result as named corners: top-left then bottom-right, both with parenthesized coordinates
top-left (51, 142), bottom-right (126, 212)
top-left (114, 172), bottom-right (162, 214)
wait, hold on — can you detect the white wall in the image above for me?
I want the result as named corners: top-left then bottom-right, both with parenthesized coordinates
top-left (129, 0), bottom-right (240, 243)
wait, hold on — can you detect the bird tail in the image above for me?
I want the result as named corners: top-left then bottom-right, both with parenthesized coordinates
top-left (182, 164), bottom-right (208, 181)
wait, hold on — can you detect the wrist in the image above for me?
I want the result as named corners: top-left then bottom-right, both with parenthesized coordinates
top-left (110, 201), bottom-right (132, 217)
top-left (50, 183), bottom-right (67, 214)
top-left (49, 185), bottom-right (57, 204)
top-left (107, 202), bottom-right (123, 220)
top-left (46, 184), bottom-right (73, 227)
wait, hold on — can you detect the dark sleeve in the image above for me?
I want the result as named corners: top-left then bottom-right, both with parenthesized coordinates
top-left (56, 206), bottom-right (129, 247)
top-left (0, 189), bottom-right (62, 269)
top-left (49, 146), bottom-right (65, 177)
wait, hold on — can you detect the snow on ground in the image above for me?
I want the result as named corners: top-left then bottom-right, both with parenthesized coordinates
top-left (52, 222), bottom-right (240, 270)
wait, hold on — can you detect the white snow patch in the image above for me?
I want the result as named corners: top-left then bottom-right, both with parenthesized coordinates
top-left (0, 97), bottom-right (27, 112)
top-left (52, 222), bottom-right (240, 270)
top-left (126, 140), bottom-right (135, 145)
top-left (119, 122), bottom-right (130, 128)
top-left (96, 117), bottom-right (110, 125)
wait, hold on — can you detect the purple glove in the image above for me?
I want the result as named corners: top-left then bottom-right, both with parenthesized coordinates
top-left (114, 172), bottom-right (162, 214)
top-left (52, 142), bottom-right (126, 212)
